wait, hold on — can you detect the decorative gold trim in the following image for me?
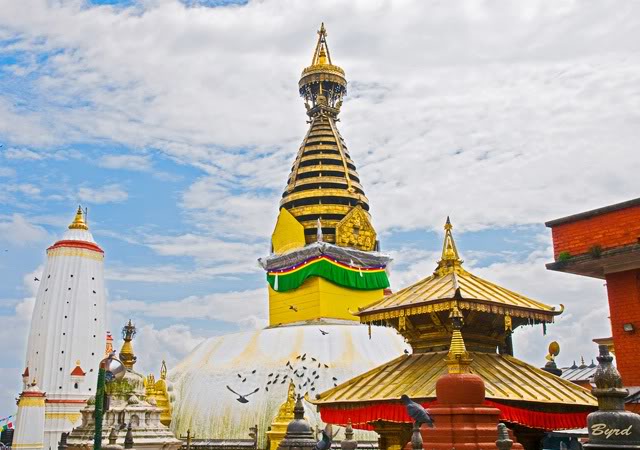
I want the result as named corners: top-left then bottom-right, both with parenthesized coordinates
top-left (47, 247), bottom-right (104, 261)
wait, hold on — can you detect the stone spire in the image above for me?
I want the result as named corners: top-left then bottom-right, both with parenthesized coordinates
top-left (340, 420), bottom-right (357, 450)
top-left (584, 345), bottom-right (640, 448)
top-left (277, 397), bottom-right (316, 450)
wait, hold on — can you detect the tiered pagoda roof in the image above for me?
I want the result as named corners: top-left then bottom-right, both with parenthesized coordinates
top-left (314, 219), bottom-right (596, 431)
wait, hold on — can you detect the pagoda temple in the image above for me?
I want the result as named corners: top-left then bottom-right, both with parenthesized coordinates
top-left (169, 24), bottom-right (407, 444)
top-left (314, 219), bottom-right (597, 450)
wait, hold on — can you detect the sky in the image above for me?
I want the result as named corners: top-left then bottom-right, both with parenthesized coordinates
top-left (1, 0), bottom-right (639, 416)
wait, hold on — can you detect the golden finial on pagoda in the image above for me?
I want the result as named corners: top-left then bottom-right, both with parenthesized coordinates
top-left (311, 23), bottom-right (332, 66)
top-left (68, 205), bottom-right (89, 230)
top-left (435, 217), bottom-right (464, 276)
top-left (444, 305), bottom-right (472, 374)
top-left (119, 319), bottom-right (137, 370)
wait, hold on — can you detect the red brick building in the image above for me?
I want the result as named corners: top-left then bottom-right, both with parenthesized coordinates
top-left (546, 197), bottom-right (640, 389)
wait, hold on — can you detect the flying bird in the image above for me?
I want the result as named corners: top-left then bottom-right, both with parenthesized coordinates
top-left (323, 364), bottom-right (329, 368)
top-left (237, 374), bottom-right (242, 378)
top-left (319, 329), bottom-right (329, 336)
top-left (332, 377), bottom-right (338, 381)
top-left (401, 394), bottom-right (435, 428)
top-left (289, 305), bottom-right (298, 312)
top-left (226, 386), bottom-right (259, 404)
top-left (252, 369), bottom-right (256, 374)
top-left (265, 387), bottom-right (269, 392)
top-left (281, 379), bottom-right (287, 384)
top-left (404, 349), bottom-right (410, 355)
top-left (242, 378), bottom-right (247, 383)
top-left (34, 277), bottom-right (39, 281)
top-left (268, 373), bottom-right (273, 377)
top-left (311, 357), bottom-right (317, 362)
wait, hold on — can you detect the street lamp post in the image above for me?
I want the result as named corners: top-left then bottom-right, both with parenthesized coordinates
top-left (93, 352), bottom-right (125, 450)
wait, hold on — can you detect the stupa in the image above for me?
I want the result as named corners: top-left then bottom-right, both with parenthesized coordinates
top-left (314, 219), bottom-right (598, 450)
top-left (169, 24), bottom-right (407, 445)
top-left (66, 320), bottom-right (181, 450)
top-left (13, 206), bottom-right (107, 450)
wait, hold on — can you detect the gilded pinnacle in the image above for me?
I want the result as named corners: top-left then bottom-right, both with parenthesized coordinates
top-left (68, 205), bottom-right (89, 231)
top-left (435, 217), bottom-right (464, 276)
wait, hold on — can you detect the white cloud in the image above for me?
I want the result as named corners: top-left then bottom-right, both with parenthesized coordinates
top-left (132, 323), bottom-right (205, 376)
top-left (77, 184), bottom-right (128, 204)
top-left (110, 288), bottom-right (268, 326)
top-left (98, 154), bottom-right (153, 171)
top-left (6, 183), bottom-right (41, 196)
top-left (0, 166), bottom-right (15, 177)
top-left (0, 0), bottom-right (636, 235)
top-left (0, 214), bottom-right (49, 245)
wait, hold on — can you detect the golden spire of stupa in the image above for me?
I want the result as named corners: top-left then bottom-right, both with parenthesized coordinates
top-left (435, 217), bottom-right (464, 276)
top-left (119, 319), bottom-right (138, 370)
top-left (444, 305), bottom-right (472, 374)
top-left (310, 23), bottom-right (333, 67)
top-left (68, 205), bottom-right (89, 230)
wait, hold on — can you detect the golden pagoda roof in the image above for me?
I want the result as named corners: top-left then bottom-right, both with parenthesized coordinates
top-left (358, 219), bottom-right (562, 323)
top-left (313, 352), bottom-right (596, 407)
top-left (280, 25), bottom-right (375, 249)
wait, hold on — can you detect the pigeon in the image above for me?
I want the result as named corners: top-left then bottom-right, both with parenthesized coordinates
top-left (296, 355), bottom-right (302, 360)
top-left (289, 305), bottom-right (298, 312)
top-left (319, 329), bottom-right (329, 336)
top-left (315, 375), bottom-right (320, 379)
top-left (267, 381), bottom-right (272, 386)
top-left (268, 373), bottom-right (274, 377)
top-left (286, 361), bottom-right (291, 367)
top-left (34, 277), bottom-right (39, 281)
top-left (324, 364), bottom-right (329, 368)
top-left (226, 386), bottom-right (259, 404)
top-left (237, 374), bottom-right (242, 378)
top-left (333, 383), bottom-right (337, 387)
top-left (401, 394), bottom-right (435, 428)
top-left (332, 377), bottom-right (338, 381)
top-left (302, 366), bottom-right (307, 370)
top-left (311, 357), bottom-right (317, 362)
top-left (404, 349), bottom-right (410, 355)
top-left (315, 425), bottom-right (338, 450)
top-left (281, 379), bottom-right (286, 384)
top-left (265, 387), bottom-right (269, 392)
top-left (318, 363), bottom-right (321, 368)
top-left (312, 371), bottom-right (317, 375)
top-left (301, 353), bottom-right (307, 361)
top-left (242, 378), bottom-right (247, 383)
top-left (251, 369), bottom-right (256, 374)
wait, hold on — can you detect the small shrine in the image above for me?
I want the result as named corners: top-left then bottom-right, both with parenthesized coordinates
top-left (314, 218), bottom-right (597, 450)
top-left (66, 320), bottom-right (180, 450)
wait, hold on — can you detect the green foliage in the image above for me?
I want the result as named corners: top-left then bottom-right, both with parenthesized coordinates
top-left (557, 251), bottom-right (572, 262)
top-left (589, 245), bottom-right (603, 258)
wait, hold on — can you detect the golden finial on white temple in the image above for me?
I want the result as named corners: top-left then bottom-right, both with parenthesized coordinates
top-left (68, 205), bottom-right (89, 231)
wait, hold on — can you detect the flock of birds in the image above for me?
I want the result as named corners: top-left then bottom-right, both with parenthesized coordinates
top-left (225, 349), bottom-right (340, 404)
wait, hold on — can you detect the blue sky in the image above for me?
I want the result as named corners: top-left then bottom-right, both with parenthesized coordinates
top-left (2, 0), bottom-right (639, 416)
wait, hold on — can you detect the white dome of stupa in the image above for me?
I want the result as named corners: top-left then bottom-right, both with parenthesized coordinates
top-left (169, 320), bottom-right (407, 444)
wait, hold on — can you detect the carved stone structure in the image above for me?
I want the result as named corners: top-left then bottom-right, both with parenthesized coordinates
top-left (584, 345), bottom-right (640, 449)
top-left (66, 321), bottom-right (181, 450)
top-left (340, 421), bottom-right (358, 450)
top-left (277, 397), bottom-right (317, 450)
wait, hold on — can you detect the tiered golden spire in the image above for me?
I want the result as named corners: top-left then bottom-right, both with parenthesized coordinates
top-left (444, 306), bottom-right (472, 374)
top-left (119, 319), bottom-right (138, 370)
top-left (435, 217), bottom-right (464, 276)
top-left (68, 205), bottom-right (89, 231)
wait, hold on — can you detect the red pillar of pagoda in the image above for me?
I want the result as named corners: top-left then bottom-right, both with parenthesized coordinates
top-left (417, 310), bottom-right (524, 450)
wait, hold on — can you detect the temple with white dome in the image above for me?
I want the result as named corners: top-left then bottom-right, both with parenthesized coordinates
top-left (168, 24), bottom-right (408, 446)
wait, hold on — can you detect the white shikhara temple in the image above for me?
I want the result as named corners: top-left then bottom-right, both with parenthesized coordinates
top-left (13, 207), bottom-right (107, 450)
